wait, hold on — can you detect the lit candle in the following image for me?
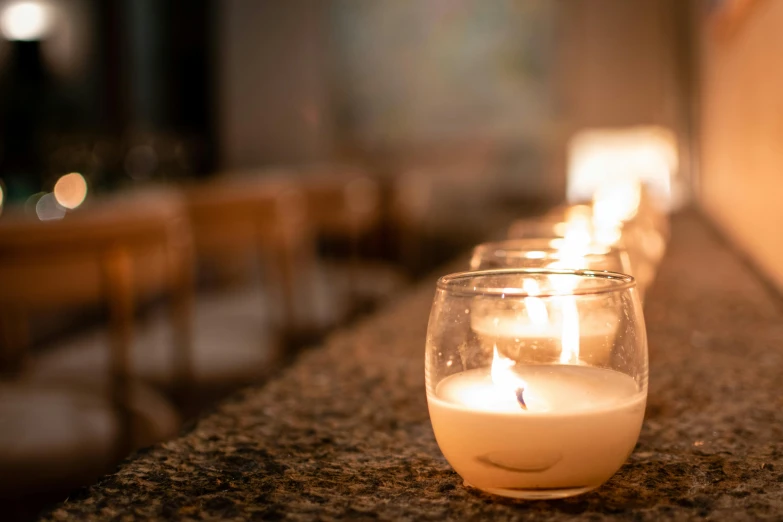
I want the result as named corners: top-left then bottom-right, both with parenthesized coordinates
top-left (426, 268), bottom-right (647, 499)
top-left (469, 280), bottom-right (620, 365)
top-left (566, 126), bottom-right (679, 212)
top-left (564, 126), bottom-right (677, 291)
top-left (427, 348), bottom-right (645, 497)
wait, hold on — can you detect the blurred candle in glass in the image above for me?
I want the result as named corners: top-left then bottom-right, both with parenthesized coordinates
top-left (564, 127), bottom-right (678, 290)
top-left (566, 126), bottom-right (679, 213)
top-left (470, 238), bottom-right (632, 274)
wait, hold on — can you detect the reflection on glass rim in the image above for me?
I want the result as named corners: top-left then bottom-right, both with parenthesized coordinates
top-left (437, 268), bottom-right (636, 297)
top-left (473, 239), bottom-right (619, 259)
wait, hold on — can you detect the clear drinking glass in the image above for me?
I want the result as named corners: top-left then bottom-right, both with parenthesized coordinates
top-left (425, 269), bottom-right (648, 499)
top-left (469, 239), bottom-right (633, 275)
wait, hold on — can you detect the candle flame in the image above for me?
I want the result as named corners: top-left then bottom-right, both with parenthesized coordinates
top-left (567, 126), bottom-right (677, 213)
top-left (564, 204), bottom-right (592, 223)
top-left (490, 345), bottom-right (528, 410)
top-left (592, 179), bottom-right (642, 238)
top-left (547, 225), bottom-right (588, 291)
top-left (522, 279), bottom-right (548, 326)
top-left (552, 220), bottom-right (585, 365)
top-left (589, 181), bottom-right (640, 249)
top-left (559, 297), bottom-right (580, 364)
top-left (562, 215), bottom-right (593, 250)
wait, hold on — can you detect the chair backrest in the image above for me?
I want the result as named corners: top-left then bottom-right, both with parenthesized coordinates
top-left (184, 174), bottom-right (307, 259)
top-left (0, 188), bottom-right (193, 453)
top-left (293, 164), bottom-right (382, 238)
top-left (0, 188), bottom-right (190, 309)
top-left (184, 174), bottom-right (313, 331)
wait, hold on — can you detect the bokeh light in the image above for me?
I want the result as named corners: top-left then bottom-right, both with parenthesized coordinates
top-left (0, 1), bottom-right (52, 41)
top-left (53, 172), bottom-right (88, 209)
top-left (35, 192), bottom-right (65, 221)
top-left (567, 126), bottom-right (678, 212)
top-left (592, 179), bottom-right (642, 228)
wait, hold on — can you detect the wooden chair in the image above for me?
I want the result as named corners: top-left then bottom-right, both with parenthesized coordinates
top-left (184, 174), bottom-right (311, 335)
top-left (0, 188), bottom-right (186, 493)
top-left (389, 165), bottom-right (513, 274)
top-left (295, 164), bottom-right (383, 242)
top-left (29, 179), bottom-right (294, 411)
top-left (291, 164), bottom-right (407, 316)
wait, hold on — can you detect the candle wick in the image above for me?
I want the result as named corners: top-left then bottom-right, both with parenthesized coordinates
top-left (515, 387), bottom-right (527, 410)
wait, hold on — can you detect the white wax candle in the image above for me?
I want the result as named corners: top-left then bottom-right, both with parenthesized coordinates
top-left (428, 365), bottom-right (645, 497)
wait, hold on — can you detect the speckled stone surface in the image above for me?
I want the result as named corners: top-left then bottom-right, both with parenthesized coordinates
top-left (43, 211), bottom-right (783, 521)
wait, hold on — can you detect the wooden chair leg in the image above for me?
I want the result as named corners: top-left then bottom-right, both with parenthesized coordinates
top-left (264, 238), bottom-right (288, 331)
top-left (0, 309), bottom-right (28, 375)
top-left (348, 222), bottom-right (364, 316)
top-left (270, 190), bottom-right (308, 336)
top-left (275, 220), bottom-right (324, 345)
top-left (168, 243), bottom-right (193, 400)
top-left (101, 246), bottom-right (134, 461)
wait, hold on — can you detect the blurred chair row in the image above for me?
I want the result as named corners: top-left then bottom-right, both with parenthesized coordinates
top-left (0, 165), bottom-right (407, 495)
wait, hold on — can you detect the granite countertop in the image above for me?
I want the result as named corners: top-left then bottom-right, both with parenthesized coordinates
top-left (44, 211), bottom-right (783, 520)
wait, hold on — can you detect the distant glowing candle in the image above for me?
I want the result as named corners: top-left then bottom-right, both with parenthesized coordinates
top-left (566, 126), bottom-right (679, 212)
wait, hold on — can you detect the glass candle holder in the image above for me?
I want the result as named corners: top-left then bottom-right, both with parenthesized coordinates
top-left (507, 217), bottom-right (572, 242)
top-left (469, 239), bottom-right (633, 275)
top-left (425, 269), bottom-right (648, 500)
top-left (507, 214), bottom-right (658, 297)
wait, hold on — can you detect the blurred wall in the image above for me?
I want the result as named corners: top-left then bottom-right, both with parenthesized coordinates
top-left (697, 0), bottom-right (783, 291)
top-left (556, 0), bottom-right (682, 130)
top-left (216, 0), bottom-right (687, 202)
top-left (217, 0), bottom-right (333, 169)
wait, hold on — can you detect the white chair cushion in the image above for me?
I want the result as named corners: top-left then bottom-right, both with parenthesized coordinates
top-left (0, 380), bottom-right (180, 492)
top-left (28, 287), bottom-right (280, 388)
top-left (279, 261), bottom-right (406, 332)
top-left (320, 261), bottom-right (408, 304)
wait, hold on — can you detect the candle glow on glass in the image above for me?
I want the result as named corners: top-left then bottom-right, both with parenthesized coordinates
top-left (427, 269), bottom-right (647, 499)
top-left (559, 126), bottom-right (676, 296)
top-left (591, 178), bottom-right (642, 247)
top-left (558, 299), bottom-right (580, 364)
top-left (548, 230), bottom-right (587, 365)
top-left (522, 279), bottom-right (548, 326)
top-left (566, 126), bottom-right (678, 212)
top-left (471, 250), bottom-right (620, 367)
